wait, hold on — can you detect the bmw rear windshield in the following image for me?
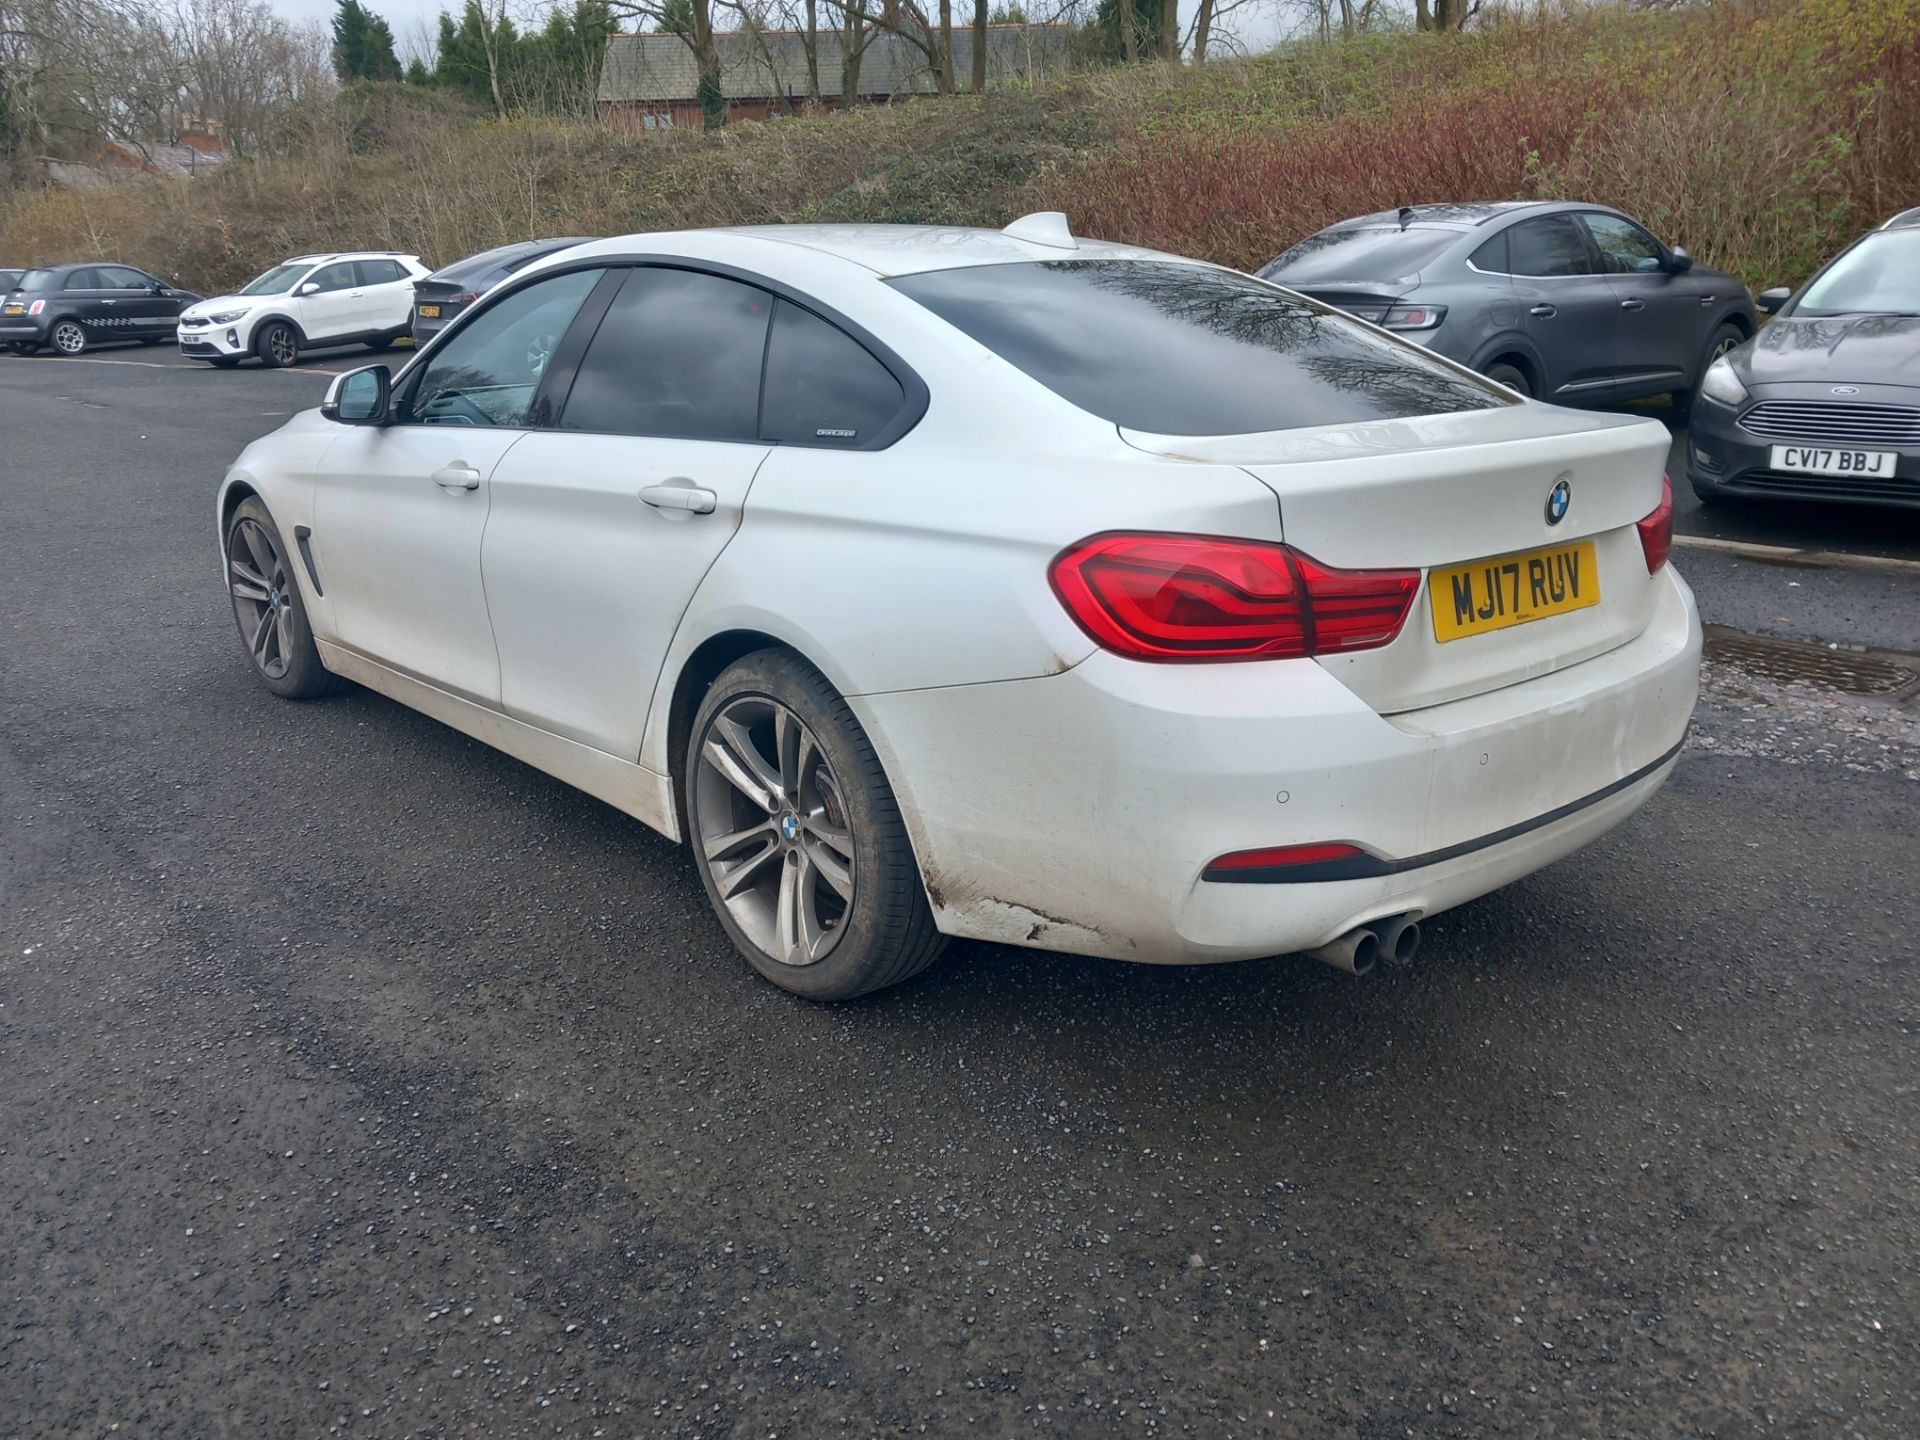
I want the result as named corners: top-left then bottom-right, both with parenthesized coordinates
top-left (890, 259), bottom-right (1505, 436)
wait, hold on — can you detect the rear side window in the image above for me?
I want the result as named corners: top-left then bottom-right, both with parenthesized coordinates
top-left (761, 300), bottom-right (905, 446)
top-left (356, 258), bottom-right (406, 285)
top-left (892, 260), bottom-right (1505, 436)
top-left (1469, 231), bottom-right (1510, 274)
top-left (1507, 216), bottom-right (1594, 277)
top-left (560, 267), bottom-right (769, 441)
top-left (306, 261), bottom-right (357, 293)
top-left (97, 266), bottom-right (151, 289)
top-left (63, 268), bottom-right (100, 290)
top-left (1258, 227), bottom-right (1458, 284)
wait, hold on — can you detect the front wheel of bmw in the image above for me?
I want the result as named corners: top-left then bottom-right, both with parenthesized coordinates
top-left (686, 651), bottom-right (944, 1001)
top-left (225, 498), bottom-right (337, 699)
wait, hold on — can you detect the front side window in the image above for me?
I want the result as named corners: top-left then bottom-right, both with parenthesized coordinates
top-left (1506, 216), bottom-right (1594, 278)
top-left (409, 267), bottom-right (604, 428)
top-left (559, 267), bottom-right (769, 441)
top-left (1581, 214), bottom-right (1666, 274)
top-left (1795, 231), bottom-right (1920, 316)
top-left (305, 262), bottom-right (357, 294)
top-left (892, 260), bottom-right (1504, 436)
top-left (760, 300), bottom-right (905, 446)
top-left (241, 262), bottom-right (309, 296)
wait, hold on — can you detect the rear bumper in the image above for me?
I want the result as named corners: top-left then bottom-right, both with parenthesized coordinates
top-left (853, 565), bottom-right (1701, 964)
top-left (0, 321), bottom-right (46, 339)
top-left (1689, 395), bottom-right (1920, 507)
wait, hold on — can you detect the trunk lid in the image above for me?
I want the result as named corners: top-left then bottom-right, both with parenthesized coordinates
top-left (1121, 406), bottom-right (1673, 713)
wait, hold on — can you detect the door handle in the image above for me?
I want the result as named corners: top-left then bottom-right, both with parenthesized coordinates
top-left (1619, 298), bottom-right (1645, 311)
top-left (431, 463), bottom-right (482, 491)
top-left (639, 483), bottom-right (717, 515)
top-left (1529, 304), bottom-right (1556, 318)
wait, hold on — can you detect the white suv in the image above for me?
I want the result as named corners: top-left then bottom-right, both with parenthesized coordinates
top-left (178, 252), bottom-right (430, 368)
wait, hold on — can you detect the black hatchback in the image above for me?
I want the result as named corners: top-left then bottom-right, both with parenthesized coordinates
top-left (1, 262), bottom-right (201, 356)
top-left (410, 237), bottom-right (593, 347)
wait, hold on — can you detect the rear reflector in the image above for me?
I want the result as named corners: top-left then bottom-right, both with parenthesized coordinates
top-left (1205, 842), bottom-right (1367, 874)
top-left (1049, 533), bottom-right (1420, 662)
top-left (1637, 475), bottom-right (1674, 573)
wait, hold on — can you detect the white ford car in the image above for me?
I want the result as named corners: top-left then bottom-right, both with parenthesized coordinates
top-left (214, 217), bottom-right (1701, 1000)
top-left (179, 251), bottom-right (429, 368)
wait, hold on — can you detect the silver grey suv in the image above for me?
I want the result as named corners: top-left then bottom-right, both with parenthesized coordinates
top-left (1259, 201), bottom-right (1755, 409)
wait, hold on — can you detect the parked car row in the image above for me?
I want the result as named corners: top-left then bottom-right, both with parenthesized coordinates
top-left (0, 238), bottom-right (594, 368)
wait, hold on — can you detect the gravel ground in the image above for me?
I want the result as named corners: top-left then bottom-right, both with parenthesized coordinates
top-left (2, 348), bottom-right (1916, 1439)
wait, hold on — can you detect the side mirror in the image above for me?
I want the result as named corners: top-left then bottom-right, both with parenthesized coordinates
top-left (149, 281), bottom-right (166, 295)
top-left (1756, 286), bottom-right (1791, 316)
top-left (322, 364), bottom-right (391, 426)
top-left (1665, 246), bottom-right (1694, 275)
top-left (297, 281), bottom-right (320, 296)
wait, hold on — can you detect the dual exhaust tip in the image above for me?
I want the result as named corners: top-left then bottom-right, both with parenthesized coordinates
top-left (1308, 914), bottom-right (1421, 976)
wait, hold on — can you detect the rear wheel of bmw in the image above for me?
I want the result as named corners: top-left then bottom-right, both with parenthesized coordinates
top-left (256, 321), bottom-right (298, 368)
top-left (225, 498), bottom-right (337, 699)
top-left (686, 651), bottom-right (945, 1001)
top-left (49, 319), bottom-right (87, 355)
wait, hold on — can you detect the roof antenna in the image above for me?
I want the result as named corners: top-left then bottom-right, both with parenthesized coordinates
top-left (1398, 206), bottom-right (1415, 230)
top-left (1002, 211), bottom-right (1078, 250)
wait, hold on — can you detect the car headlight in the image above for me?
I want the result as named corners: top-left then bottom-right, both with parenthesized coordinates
top-left (206, 308), bottom-right (250, 325)
top-left (1698, 355), bottom-right (1748, 408)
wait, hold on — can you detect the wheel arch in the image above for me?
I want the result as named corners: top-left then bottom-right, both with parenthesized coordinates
top-left (661, 628), bottom-right (803, 836)
top-left (249, 312), bottom-right (309, 347)
top-left (1472, 336), bottom-right (1545, 395)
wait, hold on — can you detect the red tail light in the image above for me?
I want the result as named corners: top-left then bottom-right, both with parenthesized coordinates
top-left (1637, 475), bottom-right (1674, 573)
top-left (1049, 533), bottom-right (1420, 662)
top-left (452, 292), bottom-right (478, 306)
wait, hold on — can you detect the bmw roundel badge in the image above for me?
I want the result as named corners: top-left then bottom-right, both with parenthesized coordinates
top-left (1545, 479), bottom-right (1572, 526)
top-left (780, 813), bottom-right (800, 842)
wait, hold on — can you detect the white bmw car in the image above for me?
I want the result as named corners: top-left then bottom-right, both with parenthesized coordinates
top-left (216, 215), bottom-right (1701, 1000)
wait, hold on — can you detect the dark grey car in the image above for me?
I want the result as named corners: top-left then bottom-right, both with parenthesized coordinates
top-left (1258, 201), bottom-right (1755, 408)
top-left (410, 237), bottom-right (593, 347)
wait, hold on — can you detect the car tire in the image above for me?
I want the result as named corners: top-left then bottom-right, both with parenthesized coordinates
top-left (366, 334), bottom-right (395, 351)
top-left (255, 321), bottom-right (299, 369)
top-left (1485, 362), bottom-right (1531, 398)
top-left (139, 335), bottom-right (163, 346)
top-left (685, 650), bottom-right (946, 1001)
top-left (207, 356), bottom-right (241, 369)
top-left (49, 319), bottom-right (88, 356)
top-left (224, 497), bottom-right (338, 700)
top-left (1677, 323), bottom-right (1745, 417)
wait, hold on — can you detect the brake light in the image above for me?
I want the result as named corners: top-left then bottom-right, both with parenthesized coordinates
top-left (28, 299), bottom-right (45, 315)
top-left (452, 292), bottom-right (478, 306)
top-left (1637, 475), bottom-right (1674, 573)
top-left (1049, 533), bottom-right (1420, 662)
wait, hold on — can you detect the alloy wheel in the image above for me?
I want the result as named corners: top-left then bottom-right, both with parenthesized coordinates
top-left (265, 325), bottom-right (297, 366)
top-left (51, 321), bottom-right (85, 354)
top-left (525, 332), bottom-right (556, 378)
top-left (227, 518), bottom-right (295, 680)
top-left (692, 696), bottom-right (857, 967)
top-left (1711, 334), bottom-right (1740, 361)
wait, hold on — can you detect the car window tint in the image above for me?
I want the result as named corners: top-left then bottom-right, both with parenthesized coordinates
top-left (63, 268), bottom-right (100, 290)
top-left (1258, 227), bottom-right (1458, 284)
top-left (560, 267), bottom-right (769, 441)
top-left (306, 262), bottom-right (357, 293)
top-left (1582, 214), bottom-right (1666, 274)
top-left (97, 266), bottom-right (150, 289)
top-left (760, 300), bottom-right (905, 447)
top-left (355, 258), bottom-right (405, 286)
top-left (1470, 230), bottom-right (1510, 274)
top-left (892, 260), bottom-right (1506, 436)
top-left (1507, 216), bottom-right (1594, 277)
top-left (410, 267), bottom-right (604, 428)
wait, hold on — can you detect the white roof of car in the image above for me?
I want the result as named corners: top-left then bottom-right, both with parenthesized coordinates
top-left (1880, 206), bottom-right (1920, 230)
top-left (563, 216), bottom-right (1189, 278)
top-left (285, 250), bottom-right (420, 264)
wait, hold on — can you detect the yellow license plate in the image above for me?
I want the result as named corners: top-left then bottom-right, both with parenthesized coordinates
top-left (2, 304), bottom-right (22, 316)
top-left (1431, 539), bottom-right (1599, 643)
top-left (418, 304), bottom-right (440, 318)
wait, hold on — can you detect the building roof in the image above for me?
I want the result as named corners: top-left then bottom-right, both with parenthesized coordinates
top-left (597, 24), bottom-right (1072, 105)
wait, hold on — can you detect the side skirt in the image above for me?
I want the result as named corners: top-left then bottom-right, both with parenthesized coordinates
top-left (316, 640), bottom-right (683, 842)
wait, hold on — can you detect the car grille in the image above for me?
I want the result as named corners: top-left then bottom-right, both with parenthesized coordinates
top-left (1739, 400), bottom-right (1920, 447)
top-left (1731, 468), bottom-right (1920, 504)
